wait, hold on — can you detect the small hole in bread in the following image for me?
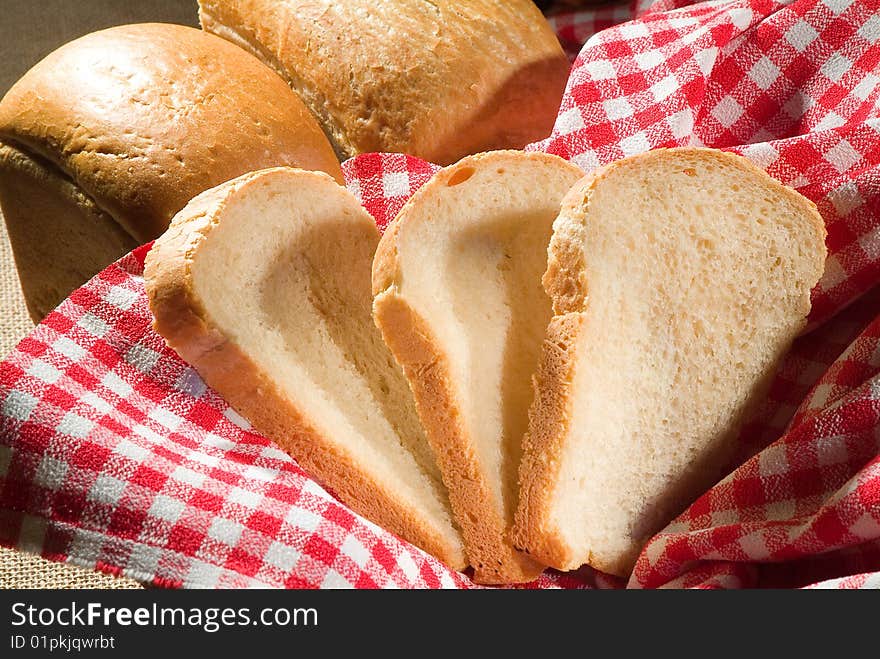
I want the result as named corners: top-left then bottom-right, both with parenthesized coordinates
top-left (683, 168), bottom-right (696, 177)
top-left (447, 167), bottom-right (475, 186)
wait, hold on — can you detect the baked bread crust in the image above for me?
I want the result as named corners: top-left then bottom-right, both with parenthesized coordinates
top-left (373, 291), bottom-right (540, 583)
top-left (0, 23), bottom-right (342, 319)
top-left (0, 143), bottom-right (137, 321)
top-left (145, 168), bottom-right (466, 571)
top-left (373, 151), bottom-right (583, 583)
top-left (198, 0), bottom-right (570, 164)
top-left (513, 147), bottom-right (828, 576)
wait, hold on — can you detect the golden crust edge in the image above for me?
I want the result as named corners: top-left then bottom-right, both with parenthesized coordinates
top-left (373, 290), bottom-right (543, 584)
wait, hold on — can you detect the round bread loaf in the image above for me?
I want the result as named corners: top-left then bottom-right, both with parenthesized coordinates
top-left (0, 22), bottom-right (342, 320)
top-left (198, 0), bottom-right (570, 164)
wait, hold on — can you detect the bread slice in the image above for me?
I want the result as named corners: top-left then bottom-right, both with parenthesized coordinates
top-left (145, 167), bottom-right (465, 570)
top-left (372, 151), bottom-right (584, 583)
top-left (513, 147), bottom-right (827, 577)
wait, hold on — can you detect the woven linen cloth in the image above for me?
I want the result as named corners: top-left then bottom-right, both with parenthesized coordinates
top-left (2, 0), bottom-right (880, 588)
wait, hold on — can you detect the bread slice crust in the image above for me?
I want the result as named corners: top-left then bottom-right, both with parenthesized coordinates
top-left (145, 167), bottom-right (465, 571)
top-left (513, 147), bottom-right (827, 576)
top-left (373, 151), bottom-right (583, 583)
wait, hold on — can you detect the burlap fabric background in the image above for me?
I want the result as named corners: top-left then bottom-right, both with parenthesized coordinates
top-left (0, 0), bottom-right (199, 589)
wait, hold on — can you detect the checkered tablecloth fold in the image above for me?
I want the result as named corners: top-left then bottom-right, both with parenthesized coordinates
top-left (2, 0), bottom-right (880, 588)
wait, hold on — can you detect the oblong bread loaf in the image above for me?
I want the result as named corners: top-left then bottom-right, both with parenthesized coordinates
top-left (198, 0), bottom-right (570, 164)
top-left (0, 23), bottom-right (341, 320)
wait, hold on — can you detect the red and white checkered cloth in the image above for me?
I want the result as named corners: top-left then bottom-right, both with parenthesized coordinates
top-left (2, 0), bottom-right (880, 588)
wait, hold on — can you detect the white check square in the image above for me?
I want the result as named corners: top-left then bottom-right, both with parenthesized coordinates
top-left (396, 551), bottom-right (419, 583)
top-left (710, 96), bottom-right (744, 128)
top-left (82, 392), bottom-right (112, 415)
top-left (243, 464), bottom-right (278, 482)
top-left (813, 111), bottom-right (845, 131)
top-left (650, 74), bottom-right (678, 102)
top-left (229, 487), bottom-right (262, 509)
top-left (185, 561), bottom-right (223, 588)
top-left (77, 313), bottom-right (109, 337)
top-left (204, 432), bottom-right (237, 452)
top-left (585, 58), bottom-right (616, 80)
top-left (114, 439), bottom-right (150, 462)
top-left (3, 390), bottom-right (38, 422)
top-left (105, 285), bottom-right (138, 310)
top-left (826, 139), bottom-right (861, 173)
top-left (858, 225), bottom-right (880, 262)
top-left (125, 344), bottom-right (160, 374)
top-left (667, 109), bottom-right (694, 140)
top-left (340, 535), bottom-right (371, 568)
top-left (820, 53), bottom-right (851, 83)
top-left (264, 541), bottom-right (300, 571)
top-left (129, 543), bottom-right (162, 575)
top-left (171, 465), bottom-right (206, 488)
top-left (603, 97), bottom-right (634, 120)
top-left (34, 456), bottom-right (68, 490)
top-left (785, 21), bottom-right (819, 53)
top-left (857, 14), bottom-right (880, 41)
top-left (285, 507), bottom-right (322, 533)
top-left (101, 371), bottom-right (133, 398)
top-left (89, 473), bottom-right (128, 504)
top-left (57, 412), bottom-right (94, 438)
top-left (208, 516), bottom-right (245, 545)
top-left (749, 57), bottom-right (781, 90)
top-left (27, 360), bottom-right (62, 385)
top-left (52, 337), bottom-right (86, 362)
top-left (381, 171), bottom-right (409, 197)
top-left (619, 132), bottom-right (650, 157)
top-left (634, 50), bottom-right (664, 70)
top-left (148, 407), bottom-right (183, 431)
top-left (320, 569), bottom-right (354, 589)
top-left (223, 406), bottom-right (251, 430)
top-left (555, 107), bottom-right (584, 135)
top-left (148, 494), bottom-right (187, 523)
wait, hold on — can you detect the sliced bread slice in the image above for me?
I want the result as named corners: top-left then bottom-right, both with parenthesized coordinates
top-left (145, 167), bottom-right (465, 570)
top-left (513, 147), bottom-right (827, 577)
top-left (372, 151), bottom-right (583, 583)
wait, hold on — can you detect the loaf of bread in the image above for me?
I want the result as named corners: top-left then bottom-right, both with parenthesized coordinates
top-left (372, 151), bottom-right (583, 583)
top-left (145, 167), bottom-right (466, 570)
top-left (513, 148), bottom-right (827, 576)
top-left (197, 0), bottom-right (569, 164)
top-left (0, 23), bottom-right (342, 321)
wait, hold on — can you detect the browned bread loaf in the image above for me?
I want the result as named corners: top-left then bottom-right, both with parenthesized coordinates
top-left (198, 0), bottom-right (570, 164)
top-left (0, 23), bottom-right (342, 321)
